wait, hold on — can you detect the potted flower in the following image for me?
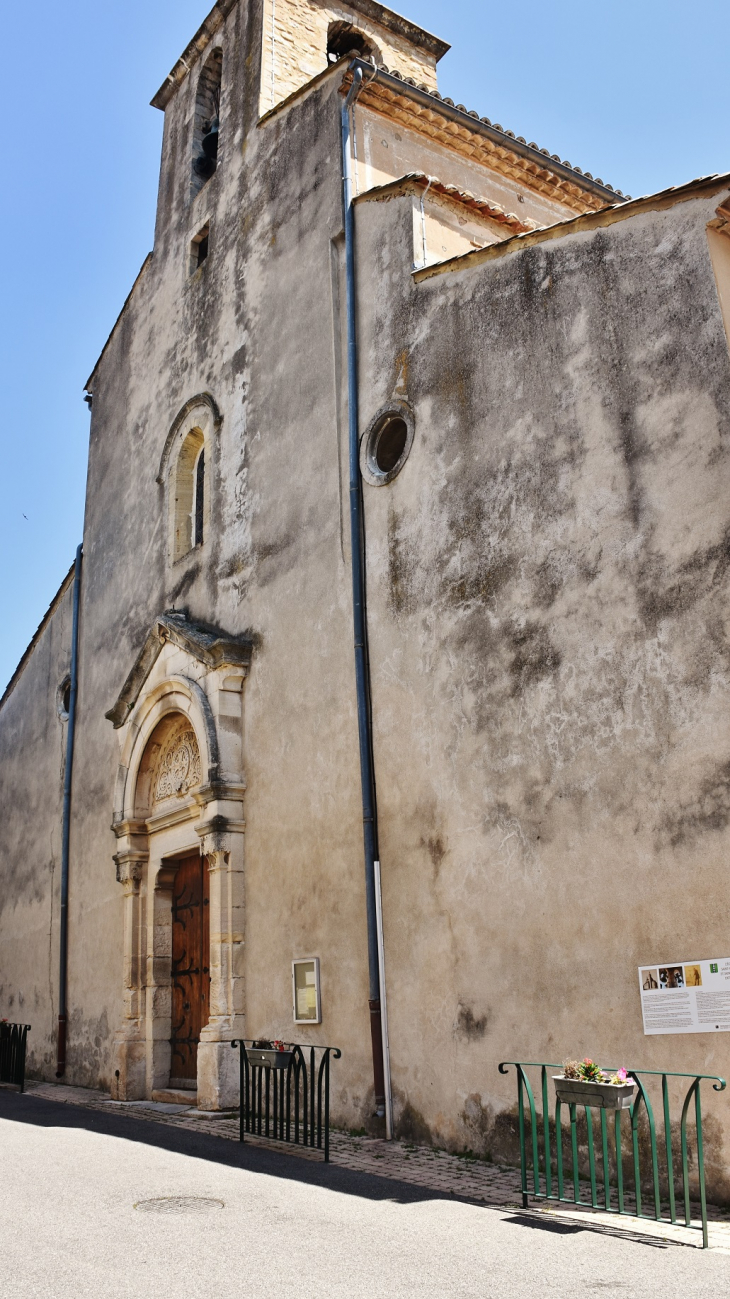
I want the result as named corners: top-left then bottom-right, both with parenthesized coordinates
top-left (246, 1039), bottom-right (293, 1070)
top-left (553, 1058), bottom-right (635, 1109)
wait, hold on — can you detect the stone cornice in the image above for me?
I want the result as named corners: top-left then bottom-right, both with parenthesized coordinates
top-left (111, 818), bottom-right (148, 841)
top-left (105, 612), bottom-right (253, 730)
top-left (196, 814), bottom-right (247, 840)
top-left (193, 781), bottom-right (247, 806)
top-left (151, 0), bottom-right (238, 111)
top-left (329, 0), bottom-right (449, 61)
top-left (145, 801), bottom-right (200, 835)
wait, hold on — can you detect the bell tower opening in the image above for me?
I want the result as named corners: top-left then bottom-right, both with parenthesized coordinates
top-left (191, 48), bottom-right (222, 195)
top-left (326, 21), bottom-right (376, 64)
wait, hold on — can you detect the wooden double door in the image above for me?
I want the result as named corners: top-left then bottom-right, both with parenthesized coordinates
top-left (170, 853), bottom-right (210, 1087)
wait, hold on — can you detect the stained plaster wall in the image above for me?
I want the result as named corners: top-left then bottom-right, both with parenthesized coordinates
top-left (11, 8), bottom-right (386, 1106)
top-left (354, 108), bottom-right (578, 231)
top-left (352, 185), bottom-right (730, 1194)
top-left (3, 0), bottom-right (730, 1196)
top-left (0, 576), bottom-right (74, 1077)
top-left (419, 195), bottom-right (506, 264)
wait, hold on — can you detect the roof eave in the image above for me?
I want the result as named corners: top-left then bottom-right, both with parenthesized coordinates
top-left (342, 0), bottom-right (449, 61)
top-left (413, 172), bottom-right (730, 282)
top-left (349, 60), bottom-right (624, 207)
top-left (0, 563), bottom-right (76, 713)
top-left (85, 253), bottom-right (152, 392)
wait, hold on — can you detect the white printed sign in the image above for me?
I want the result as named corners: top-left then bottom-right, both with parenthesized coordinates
top-left (639, 959), bottom-right (730, 1035)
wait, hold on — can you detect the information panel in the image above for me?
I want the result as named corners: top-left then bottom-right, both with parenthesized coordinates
top-left (639, 959), bottom-right (730, 1035)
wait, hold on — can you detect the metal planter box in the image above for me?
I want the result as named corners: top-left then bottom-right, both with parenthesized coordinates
top-left (553, 1075), bottom-right (635, 1109)
top-left (246, 1048), bottom-right (293, 1070)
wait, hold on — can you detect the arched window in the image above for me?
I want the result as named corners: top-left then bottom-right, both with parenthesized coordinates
top-left (326, 21), bottom-right (377, 64)
top-left (192, 48), bottom-right (223, 194)
top-left (173, 428), bottom-right (205, 559)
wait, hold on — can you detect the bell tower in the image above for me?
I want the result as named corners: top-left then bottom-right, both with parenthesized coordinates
top-left (259, 0), bottom-right (449, 116)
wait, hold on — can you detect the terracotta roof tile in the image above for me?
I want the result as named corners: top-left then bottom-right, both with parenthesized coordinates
top-left (355, 61), bottom-right (628, 208)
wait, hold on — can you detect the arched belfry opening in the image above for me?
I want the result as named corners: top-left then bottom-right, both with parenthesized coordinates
top-left (192, 47), bottom-right (222, 194)
top-left (326, 21), bottom-right (377, 64)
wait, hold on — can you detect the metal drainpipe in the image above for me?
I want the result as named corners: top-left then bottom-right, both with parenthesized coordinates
top-left (341, 66), bottom-right (388, 1120)
top-left (56, 543), bottom-right (83, 1077)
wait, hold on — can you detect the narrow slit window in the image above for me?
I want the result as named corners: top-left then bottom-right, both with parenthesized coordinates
top-left (190, 224), bottom-right (210, 274)
top-left (194, 448), bottom-right (205, 546)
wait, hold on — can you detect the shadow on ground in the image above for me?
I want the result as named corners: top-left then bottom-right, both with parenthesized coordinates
top-left (0, 1091), bottom-right (678, 1249)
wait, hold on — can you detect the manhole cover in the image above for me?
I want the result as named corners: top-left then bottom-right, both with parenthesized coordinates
top-left (134, 1196), bottom-right (224, 1214)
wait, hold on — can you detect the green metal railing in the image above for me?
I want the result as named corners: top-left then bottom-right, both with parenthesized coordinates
top-left (499, 1061), bottom-right (727, 1247)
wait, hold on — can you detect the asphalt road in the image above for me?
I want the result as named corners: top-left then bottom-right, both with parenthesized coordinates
top-left (2, 1091), bottom-right (729, 1298)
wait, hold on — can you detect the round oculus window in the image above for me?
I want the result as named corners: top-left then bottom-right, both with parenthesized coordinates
top-left (362, 406), bottom-right (414, 485)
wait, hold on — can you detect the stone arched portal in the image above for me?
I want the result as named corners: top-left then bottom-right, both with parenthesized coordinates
top-left (108, 612), bottom-right (251, 1109)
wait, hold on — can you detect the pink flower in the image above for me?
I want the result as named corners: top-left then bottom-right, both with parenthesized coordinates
top-left (616, 1068), bottom-right (628, 1081)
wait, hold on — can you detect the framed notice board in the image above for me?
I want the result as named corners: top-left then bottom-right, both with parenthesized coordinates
top-left (292, 957), bottom-right (321, 1024)
top-left (639, 958), bottom-right (730, 1034)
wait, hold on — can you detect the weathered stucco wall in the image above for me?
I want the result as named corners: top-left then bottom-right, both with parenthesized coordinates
top-left (2, 0), bottom-right (730, 1199)
top-left (353, 186), bottom-right (730, 1190)
top-left (354, 108), bottom-right (577, 231)
top-left (18, 3), bottom-right (384, 1104)
top-left (0, 574), bottom-right (74, 1076)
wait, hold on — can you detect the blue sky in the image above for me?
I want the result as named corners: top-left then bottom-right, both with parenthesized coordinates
top-left (1, 0), bottom-right (728, 693)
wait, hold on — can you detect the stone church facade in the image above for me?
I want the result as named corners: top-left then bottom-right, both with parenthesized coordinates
top-left (2, 0), bottom-right (730, 1192)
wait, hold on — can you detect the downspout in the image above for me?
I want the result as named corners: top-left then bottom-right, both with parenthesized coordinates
top-left (341, 66), bottom-right (388, 1119)
top-left (56, 542), bottom-right (83, 1077)
top-left (270, 0), bottom-right (276, 110)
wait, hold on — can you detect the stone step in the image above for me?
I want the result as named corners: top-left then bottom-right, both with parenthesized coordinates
top-left (151, 1087), bottom-right (197, 1106)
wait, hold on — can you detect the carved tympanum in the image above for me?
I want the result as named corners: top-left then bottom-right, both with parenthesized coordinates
top-left (153, 721), bottom-right (202, 803)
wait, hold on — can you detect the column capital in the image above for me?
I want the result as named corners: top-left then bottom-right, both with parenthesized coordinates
top-left (114, 852), bottom-right (147, 891)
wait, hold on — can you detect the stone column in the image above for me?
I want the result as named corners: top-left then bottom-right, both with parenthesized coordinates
top-left (146, 861), bottom-right (175, 1094)
top-left (196, 809), bottom-right (245, 1109)
top-left (110, 827), bottom-right (148, 1100)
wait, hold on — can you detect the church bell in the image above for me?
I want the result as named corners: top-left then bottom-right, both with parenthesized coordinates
top-left (193, 117), bottom-right (219, 181)
top-left (202, 117), bottom-right (219, 159)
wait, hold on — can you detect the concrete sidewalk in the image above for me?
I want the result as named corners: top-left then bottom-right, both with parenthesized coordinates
top-left (3, 1088), bottom-right (730, 1298)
